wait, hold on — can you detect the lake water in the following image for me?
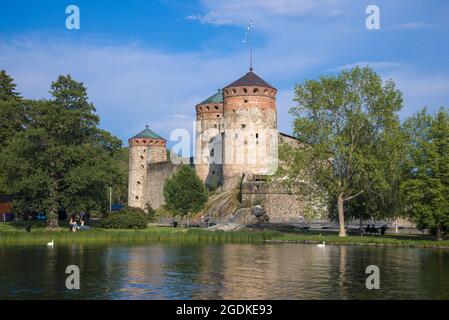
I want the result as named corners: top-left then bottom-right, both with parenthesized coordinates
top-left (1, 243), bottom-right (448, 299)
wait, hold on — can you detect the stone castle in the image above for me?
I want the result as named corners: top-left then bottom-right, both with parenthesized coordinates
top-left (128, 69), bottom-right (306, 221)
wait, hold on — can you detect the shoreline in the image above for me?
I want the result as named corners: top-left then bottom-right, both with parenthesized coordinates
top-left (264, 239), bottom-right (449, 249)
top-left (1, 223), bottom-right (448, 248)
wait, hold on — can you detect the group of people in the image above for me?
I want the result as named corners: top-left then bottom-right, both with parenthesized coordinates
top-left (69, 211), bottom-right (90, 232)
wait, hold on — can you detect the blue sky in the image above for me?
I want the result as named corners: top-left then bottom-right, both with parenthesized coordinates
top-left (1, 0), bottom-right (448, 148)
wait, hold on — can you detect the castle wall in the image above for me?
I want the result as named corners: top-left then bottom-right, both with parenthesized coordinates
top-left (145, 161), bottom-right (182, 209)
top-left (222, 86), bottom-right (278, 189)
top-left (195, 102), bottom-right (224, 188)
top-left (241, 178), bottom-right (305, 222)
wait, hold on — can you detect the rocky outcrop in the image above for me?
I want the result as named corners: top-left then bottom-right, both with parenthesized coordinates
top-left (250, 205), bottom-right (269, 223)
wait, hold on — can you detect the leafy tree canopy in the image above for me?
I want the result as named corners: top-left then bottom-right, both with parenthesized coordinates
top-left (0, 75), bottom-right (123, 227)
top-left (163, 165), bottom-right (208, 219)
top-left (289, 66), bottom-right (403, 236)
top-left (401, 108), bottom-right (449, 240)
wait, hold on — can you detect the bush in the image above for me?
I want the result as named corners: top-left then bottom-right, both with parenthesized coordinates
top-left (101, 207), bottom-right (147, 229)
top-left (145, 203), bottom-right (157, 223)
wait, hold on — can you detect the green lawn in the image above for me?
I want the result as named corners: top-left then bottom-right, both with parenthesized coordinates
top-left (0, 222), bottom-right (448, 248)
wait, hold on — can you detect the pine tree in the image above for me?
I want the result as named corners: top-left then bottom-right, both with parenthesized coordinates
top-left (0, 70), bottom-right (21, 101)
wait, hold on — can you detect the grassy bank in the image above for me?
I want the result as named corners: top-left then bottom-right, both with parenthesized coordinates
top-left (0, 223), bottom-right (448, 248)
top-left (272, 233), bottom-right (449, 249)
top-left (0, 223), bottom-right (280, 245)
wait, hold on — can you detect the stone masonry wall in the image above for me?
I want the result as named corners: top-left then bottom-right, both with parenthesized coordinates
top-left (241, 178), bottom-right (306, 222)
top-left (145, 161), bottom-right (182, 209)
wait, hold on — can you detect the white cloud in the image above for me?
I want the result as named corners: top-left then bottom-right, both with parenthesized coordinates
top-left (185, 0), bottom-right (349, 26)
top-left (387, 22), bottom-right (431, 30)
top-left (332, 61), bottom-right (402, 72)
top-left (0, 34), bottom-right (308, 143)
top-left (185, 11), bottom-right (232, 26)
top-left (379, 69), bottom-right (449, 118)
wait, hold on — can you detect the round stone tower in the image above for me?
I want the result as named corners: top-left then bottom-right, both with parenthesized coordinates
top-left (128, 126), bottom-right (167, 209)
top-left (222, 69), bottom-right (278, 189)
top-left (195, 90), bottom-right (224, 188)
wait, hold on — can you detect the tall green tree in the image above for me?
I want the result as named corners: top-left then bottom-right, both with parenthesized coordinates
top-left (0, 70), bottom-right (26, 193)
top-left (0, 70), bottom-right (21, 101)
top-left (401, 108), bottom-right (449, 240)
top-left (343, 122), bottom-right (406, 226)
top-left (0, 75), bottom-right (122, 228)
top-left (289, 67), bottom-right (403, 236)
top-left (0, 70), bottom-right (26, 150)
top-left (163, 165), bottom-right (208, 225)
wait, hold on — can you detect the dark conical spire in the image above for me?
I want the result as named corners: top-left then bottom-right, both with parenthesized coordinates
top-left (224, 70), bottom-right (275, 89)
top-left (130, 126), bottom-right (165, 140)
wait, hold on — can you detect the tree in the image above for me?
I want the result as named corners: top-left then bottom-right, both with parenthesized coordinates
top-left (401, 108), bottom-right (449, 240)
top-left (163, 165), bottom-right (208, 225)
top-left (290, 67), bottom-right (403, 236)
top-left (0, 70), bottom-right (21, 101)
top-left (0, 71), bottom-right (27, 193)
top-left (0, 75), bottom-right (122, 228)
top-left (0, 70), bottom-right (26, 150)
top-left (343, 122), bottom-right (407, 228)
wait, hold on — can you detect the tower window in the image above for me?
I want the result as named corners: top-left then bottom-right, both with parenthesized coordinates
top-left (140, 156), bottom-right (144, 160)
top-left (256, 133), bottom-right (259, 139)
top-left (243, 88), bottom-right (248, 93)
top-left (210, 149), bottom-right (214, 157)
top-left (232, 89), bottom-right (236, 94)
top-left (216, 114), bottom-right (220, 118)
top-left (135, 196), bottom-right (139, 200)
top-left (214, 124), bottom-right (218, 128)
top-left (137, 181), bottom-right (141, 185)
top-left (214, 105), bottom-right (219, 110)
top-left (241, 124), bottom-right (246, 129)
top-left (253, 88), bottom-right (259, 93)
top-left (244, 99), bottom-right (248, 103)
top-left (206, 106), bottom-right (210, 111)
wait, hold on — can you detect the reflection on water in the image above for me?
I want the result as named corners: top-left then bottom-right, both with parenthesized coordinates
top-left (0, 243), bottom-right (448, 299)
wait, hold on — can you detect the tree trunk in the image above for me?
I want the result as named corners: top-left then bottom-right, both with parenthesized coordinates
top-left (436, 225), bottom-right (443, 241)
top-left (338, 192), bottom-right (347, 237)
top-left (394, 217), bottom-right (399, 234)
top-left (46, 207), bottom-right (59, 229)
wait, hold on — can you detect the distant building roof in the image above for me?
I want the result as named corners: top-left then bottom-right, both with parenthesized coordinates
top-left (279, 132), bottom-right (299, 140)
top-left (130, 126), bottom-right (165, 140)
top-left (224, 70), bottom-right (275, 89)
top-left (198, 90), bottom-right (223, 105)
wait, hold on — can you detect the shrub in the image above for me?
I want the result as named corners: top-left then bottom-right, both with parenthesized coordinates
top-left (101, 207), bottom-right (147, 229)
top-left (163, 165), bottom-right (208, 220)
top-left (145, 203), bottom-right (157, 223)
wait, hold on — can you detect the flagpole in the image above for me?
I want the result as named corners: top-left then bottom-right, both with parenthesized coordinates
top-left (250, 28), bottom-right (253, 71)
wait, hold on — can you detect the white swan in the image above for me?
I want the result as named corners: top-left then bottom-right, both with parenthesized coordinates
top-left (317, 241), bottom-right (325, 248)
top-left (47, 240), bottom-right (54, 247)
